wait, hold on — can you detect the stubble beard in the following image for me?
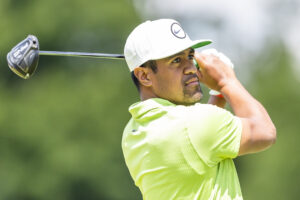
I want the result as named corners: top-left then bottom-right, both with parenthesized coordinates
top-left (182, 83), bottom-right (203, 105)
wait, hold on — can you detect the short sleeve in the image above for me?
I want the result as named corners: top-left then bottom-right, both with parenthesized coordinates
top-left (184, 104), bottom-right (242, 166)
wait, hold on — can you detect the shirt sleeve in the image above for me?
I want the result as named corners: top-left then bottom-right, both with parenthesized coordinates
top-left (185, 104), bottom-right (242, 166)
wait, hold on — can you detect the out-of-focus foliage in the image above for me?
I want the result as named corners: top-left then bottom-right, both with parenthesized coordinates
top-left (0, 0), bottom-right (142, 199)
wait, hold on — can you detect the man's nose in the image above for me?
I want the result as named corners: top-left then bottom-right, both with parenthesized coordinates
top-left (184, 62), bottom-right (198, 75)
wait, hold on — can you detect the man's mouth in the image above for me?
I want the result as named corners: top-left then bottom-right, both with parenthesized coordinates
top-left (185, 77), bottom-right (199, 86)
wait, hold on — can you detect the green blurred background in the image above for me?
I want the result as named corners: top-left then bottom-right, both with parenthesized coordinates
top-left (0, 0), bottom-right (299, 199)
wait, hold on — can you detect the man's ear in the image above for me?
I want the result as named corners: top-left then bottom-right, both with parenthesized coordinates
top-left (134, 67), bottom-right (152, 87)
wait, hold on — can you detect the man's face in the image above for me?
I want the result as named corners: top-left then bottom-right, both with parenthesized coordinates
top-left (150, 48), bottom-right (203, 105)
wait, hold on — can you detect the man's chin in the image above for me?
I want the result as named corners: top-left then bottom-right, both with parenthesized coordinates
top-left (183, 91), bottom-right (203, 105)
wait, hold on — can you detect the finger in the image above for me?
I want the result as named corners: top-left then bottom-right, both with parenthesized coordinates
top-left (196, 67), bottom-right (207, 84)
top-left (196, 68), bottom-right (203, 80)
top-left (194, 52), bottom-right (206, 70)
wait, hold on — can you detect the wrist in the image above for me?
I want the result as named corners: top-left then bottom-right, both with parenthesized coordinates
top-left (209, 89), bottom-right (224, 98)
top-left (220, 79), bottom-right (241, 96)
top-left (216, 94), bottom-right (224, 98)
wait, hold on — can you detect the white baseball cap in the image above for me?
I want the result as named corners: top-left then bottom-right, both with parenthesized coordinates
top-left (124, 19), bottom-right (212, 71)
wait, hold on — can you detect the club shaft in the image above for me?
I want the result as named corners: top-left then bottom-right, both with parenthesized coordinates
top-left (39, 50), bottom-right (125, 60)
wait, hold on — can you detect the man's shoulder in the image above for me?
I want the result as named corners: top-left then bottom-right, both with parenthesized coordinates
top-left (171, 103), bottom-right (228, 117)
top-left (128, 98), bottom-right (232, 121)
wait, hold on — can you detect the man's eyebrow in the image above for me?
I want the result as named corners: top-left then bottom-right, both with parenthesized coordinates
top-left (166, 49), bottom-right (195, 60)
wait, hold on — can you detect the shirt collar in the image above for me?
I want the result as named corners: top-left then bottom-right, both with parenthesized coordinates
top-left (129, 98), bottom-right (174, 122)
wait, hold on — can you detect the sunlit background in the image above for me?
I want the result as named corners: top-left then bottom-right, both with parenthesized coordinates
top-left (0, 0), bottom-right (299, 199)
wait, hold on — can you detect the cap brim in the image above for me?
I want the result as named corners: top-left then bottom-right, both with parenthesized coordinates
top-left (191, 39), bottom-right (212, 49)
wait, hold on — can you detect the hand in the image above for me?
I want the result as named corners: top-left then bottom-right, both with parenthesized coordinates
top-left (194, 50), bottom-right (236, 92)
top-left (200, 49), bottom-right (234, 96)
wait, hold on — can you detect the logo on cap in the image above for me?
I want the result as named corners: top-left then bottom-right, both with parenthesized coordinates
top-left (171, 23), bottom-right (186, 39)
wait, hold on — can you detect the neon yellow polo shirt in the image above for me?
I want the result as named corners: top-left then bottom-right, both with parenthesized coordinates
top-left (122, 98), bottom-right (243, 200)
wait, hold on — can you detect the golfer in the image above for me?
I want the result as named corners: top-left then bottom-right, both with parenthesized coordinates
top-left (122, 19), bottom-right (276, 200)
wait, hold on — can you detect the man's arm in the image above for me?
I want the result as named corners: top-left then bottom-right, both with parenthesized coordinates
top-left (221, 79), bottom-right (276, 155)
top-left (207, 95), bottom-right (226, 108)
top-left (195, 52), bottom-right (276, 156)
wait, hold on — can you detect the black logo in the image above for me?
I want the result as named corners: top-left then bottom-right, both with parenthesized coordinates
top-left (171, 23), bottom-right (186, 39)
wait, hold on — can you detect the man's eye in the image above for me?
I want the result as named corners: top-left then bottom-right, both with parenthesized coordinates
top-left (172, 57), bottom-right (181, 63)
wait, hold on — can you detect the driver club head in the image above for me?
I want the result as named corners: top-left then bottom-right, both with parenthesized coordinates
top-left (7, 35), bottom-right (39, 79)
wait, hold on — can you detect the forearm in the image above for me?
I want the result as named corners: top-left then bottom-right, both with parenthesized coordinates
top-left (221, 80), bottom-right (266, 117)
top-left (221, 79), bottom-right (276, 137)
top-left (207, 95), bottom-right (226, 108)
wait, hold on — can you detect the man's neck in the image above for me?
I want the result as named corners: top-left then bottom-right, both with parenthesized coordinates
top-left (140, 88), bottom-right (157, 101)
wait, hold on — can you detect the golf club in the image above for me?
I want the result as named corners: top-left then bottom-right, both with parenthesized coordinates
top-left (7, 35), bottom-right (125, 79)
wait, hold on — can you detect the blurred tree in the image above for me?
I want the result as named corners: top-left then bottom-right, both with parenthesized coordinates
top-left (0, 0), bottom-right (143, 199)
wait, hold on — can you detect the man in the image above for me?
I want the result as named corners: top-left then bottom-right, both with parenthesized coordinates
top-left (122, 19), bottom-right (276, 200)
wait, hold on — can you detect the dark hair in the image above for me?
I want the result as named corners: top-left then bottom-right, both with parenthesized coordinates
top-left (131, 60), bottom-right (158, 92)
